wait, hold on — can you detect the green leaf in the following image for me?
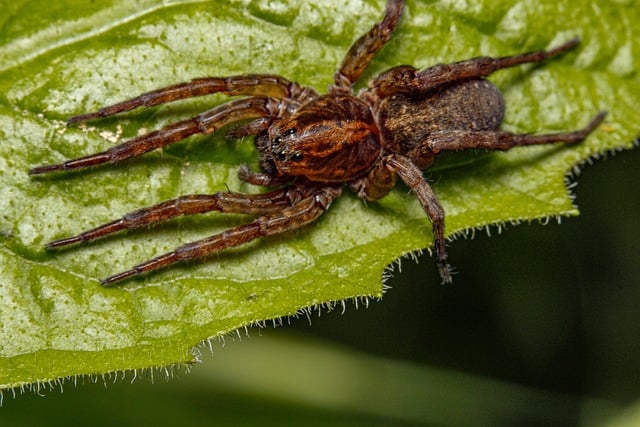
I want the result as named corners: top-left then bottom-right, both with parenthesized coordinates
top-left (0, 0), bottom-right (637, 389)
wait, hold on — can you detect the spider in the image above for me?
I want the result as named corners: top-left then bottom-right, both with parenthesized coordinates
top-left (30, 0), bottom-right (605, 286)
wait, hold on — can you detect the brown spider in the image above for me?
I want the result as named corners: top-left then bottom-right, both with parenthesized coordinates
top-left (31, 0), bottom-right (605, 286)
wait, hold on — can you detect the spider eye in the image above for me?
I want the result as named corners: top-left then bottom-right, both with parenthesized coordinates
top-left (290, 152), bottom-right (303, 162)
top-left (285, 128), bottom-right (296, 136)
top-left (273, 136), bottom-right (282, 146)
top-left (276, 151), bottom-right (287, 161)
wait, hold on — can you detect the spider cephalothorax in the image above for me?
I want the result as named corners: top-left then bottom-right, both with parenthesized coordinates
top-left (268, 95), bottom-right (381, 181)
top-left (31, 0), bottom-right (605, 286)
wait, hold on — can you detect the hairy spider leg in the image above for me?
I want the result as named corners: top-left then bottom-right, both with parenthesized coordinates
top-left (370, 38), bottom-right (582, 97)
top-left (331, 0), bottom-right (404, 91)
top-left (29, 97), bottom-right (284, 174)
top-left (46, 189), bottom-right (298, 249)
top-left (100, 185), bottom-right (342, 286)
top-left (384, 154), bottom-right (451, 283)
top-left (67, 75), bottom-right (317, 123)
top-left (423, 112), bottom-right (607, 153)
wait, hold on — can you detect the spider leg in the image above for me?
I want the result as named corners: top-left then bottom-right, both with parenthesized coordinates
top-left (30, 97), bottom-right (283, 174)
top-left (384, 154), bottom-right (451, 284)
top-left (370, 38), bottom-right (581, 97)
top-left (331, 0), bottom-right (404, 92)
top-left (419, 111), bottom-right (606, 154)
top-left (46, 188), bottom-right (297, 249)
top-left (100, 185), bottom-right (342, 286)
top-left (68, 75), bottom-right (317, 123)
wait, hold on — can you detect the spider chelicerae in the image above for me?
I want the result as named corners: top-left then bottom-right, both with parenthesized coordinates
top-left (31, 0), bottom-right (605, 286)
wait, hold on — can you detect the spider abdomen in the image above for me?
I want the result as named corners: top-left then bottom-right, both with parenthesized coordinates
top-left (379, 78), bottom-right (505, 157)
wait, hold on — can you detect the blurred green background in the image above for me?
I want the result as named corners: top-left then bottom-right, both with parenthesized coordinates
top-left (1, 141), bottom-right (638, 425)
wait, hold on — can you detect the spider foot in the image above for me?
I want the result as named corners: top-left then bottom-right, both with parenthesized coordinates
top-left (30, 151), bottom-right (114, 175)
top-left (100, 252), bottom-right (177, 286)
top-left (100, 271), bottom-right (136, 287)
top-left (581, 111), bottom-right (608, 137)
top-left (46, 235), bottom-right (83, 249)
top-left (438, 262), bottom-right (453, 285)
top-left (67, 110), bottom-right (107, 124)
